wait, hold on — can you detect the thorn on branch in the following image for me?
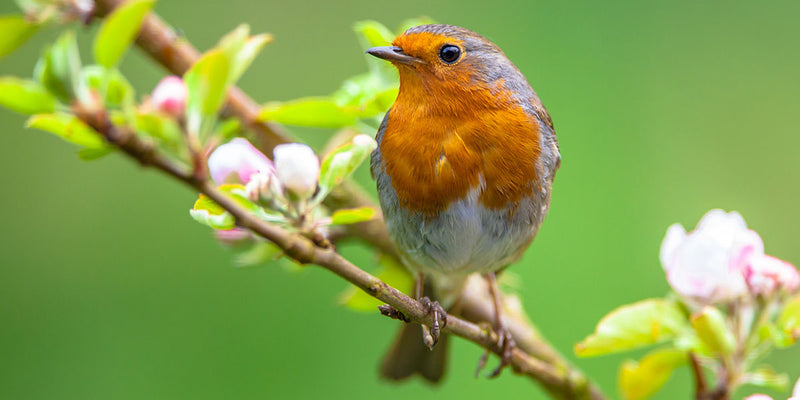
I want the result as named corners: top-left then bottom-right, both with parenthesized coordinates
top-left (378, 305), bottom-right (409, 322)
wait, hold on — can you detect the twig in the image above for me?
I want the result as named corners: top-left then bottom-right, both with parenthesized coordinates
top-left (73, 103), bottom-right (605, 400)
top-left (83, 2), bottom-right (607, 398)
top-left (690, 352), bottom-right (709, 400)
top-left (689, 353), bottom-right (730, 400)
top-left (92, 0), bottom-right (396, 258)
top-left (88, 0), bottom-right (574, 374)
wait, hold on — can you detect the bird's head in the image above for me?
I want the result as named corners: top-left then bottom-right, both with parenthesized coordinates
top-left (367, 24), bottom-right (533, 110)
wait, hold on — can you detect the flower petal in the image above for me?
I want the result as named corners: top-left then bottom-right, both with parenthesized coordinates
top-left (151, 75), bottom-right (187, 117)
top-left (743, 395), bottom-right (774, 400)
top-left (696, 209), bottom-right (748, 247)
top-left (208, 138), bottom-right (274, 184)
top-left (660, 223), bottom-right (686, 272)
top-left (273, 143), bottom-right (320, 199)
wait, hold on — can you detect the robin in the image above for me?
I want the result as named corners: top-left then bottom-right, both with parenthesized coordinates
top-left (368, 24), bottom-right (560, 382)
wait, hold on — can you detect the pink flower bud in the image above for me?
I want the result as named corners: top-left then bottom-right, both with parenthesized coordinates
top-left (208, 138), bottom-right (274, 184)
top-left (273, 143), bottom-right (319, 199)
top-left (214, 228), bottom-right (252, 246)
top-left (151, 76), bottom-right (187, 117)
top-left (244, 170), bottom-right (284, 204)
top-left (660, 210), bottom-right (755, 304)
top-left (744, 395), bottom-right (773, 400)
top-left (742, 254), bottom-right (800, 295)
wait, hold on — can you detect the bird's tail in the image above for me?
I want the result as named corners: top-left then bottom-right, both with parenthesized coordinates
top-left (380, 323), bottom-right (449, 383)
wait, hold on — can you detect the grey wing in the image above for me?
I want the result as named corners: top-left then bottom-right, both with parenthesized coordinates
top-left (370, 111), bottom-right (391, 181)
top-left (539, 121), bottom-right (561, 183)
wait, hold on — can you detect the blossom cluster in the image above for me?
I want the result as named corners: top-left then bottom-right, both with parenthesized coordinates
top-left (661, 209), bottom-right (799, 304)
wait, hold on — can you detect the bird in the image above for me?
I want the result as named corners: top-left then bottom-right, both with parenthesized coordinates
top-left (368, 24), bottom-right (560, 383)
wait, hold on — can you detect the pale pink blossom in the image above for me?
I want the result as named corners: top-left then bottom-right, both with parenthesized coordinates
top-left (741, 254), bottom-right (800, 295)
top-left (791, 376), bottom-right (800, 400)
top-left (660, 210), bottom-right (758, 304)
top-left (352, 133), bottom-right (377, 148)
top-left (744, 395), bottom-right (773, 400)
top-left (273, 143), bottom-right (319, 199)
top-left (244, 170), bottom-right (284, 204)
top-left (151, 76), bottom-right (187, 117)
top-left (214, 228), bottom-right (252, 246)
top-left (208, 138), bottom-right (274, 185)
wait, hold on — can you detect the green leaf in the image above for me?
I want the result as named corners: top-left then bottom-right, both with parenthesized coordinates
top-left (93, 0), bottom-right (155, 68)
top-left (13, 0), bottom-right (40, 13)
top-left (229, 33), bottom-right (271, 82)
top-left (26, 113), bottom-right (106, 148)
top-left (0, 15), bottom-right (38, 59)
top-left (575, 299), bottom-right (691, 357)
top-left (216, 25), bottom-right (272, 85)
top-left (81, 65), bottom-right (135, 109)
top-left (190, 193), bottom-right (235, 230)
top-left (330, 207), bottom-right (376, 225)
top-left (742, 365), bottom-right (789, 390)
top-left (332, 73), bottom-right (397, 117)
top-left (34, 46), bottom-right (68, 100)
top-left (190, 184), bottom-right (282, 230)
top-left (0, 76), bottom-right (57, 114)
top-left (78, 146), bottom-right (114, 161)
top-left (215, 118), bottom-right (242, 141)
top-left (352, 20), bottom-right (400, 83)
top-left (190, 208), bottom-right (235, 230)
top-left (363, 87), bottom-right (398, 115)
top-left (341, 254), bottom-right (413, 312)
top-left (619, 348), bottom-right (686, 400)
top-left (353, 20), bottom-right (394, 48)
top-left (34, 30), bottom-right (87, 103)
top-left (184, 49), bottom-right (231, 136)
top-left (258, 97), bottom-right (362, 128)
top-left (235, 241), bottom-right (281, 267)
top-left (217, 24), bottom-right (249, 52)
top-left (777, 294), bottom-right (800, 345)
top-left (314, 135), bottom-right (377, 204)
top-left (233, 241), bottom-right (300, 272)
top-left (690, 306), bottom-right (736, 356)
top-left (136, 112), bottom-right (182, 146)
top-left (759, 322), bottom-right (794, 349)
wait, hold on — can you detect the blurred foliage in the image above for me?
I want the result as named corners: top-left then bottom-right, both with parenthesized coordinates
top-left (257, 17), bottom-right (431, 134)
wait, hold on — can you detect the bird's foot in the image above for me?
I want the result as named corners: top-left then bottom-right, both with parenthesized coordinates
top-left (489, 325), bottom-right (516, 378)
top-left (419, 296), bottom-right (447, 350)
top-left (474, 320), bottom-right (516, 378)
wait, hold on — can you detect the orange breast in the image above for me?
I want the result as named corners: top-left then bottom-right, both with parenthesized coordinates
top-left (380, 76), bottom-right (542, 215)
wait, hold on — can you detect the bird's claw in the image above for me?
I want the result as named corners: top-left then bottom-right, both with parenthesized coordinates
top-left (419, 296), bottom-right (447, 350)
top-left (489, 327), bottom-right (516, 378)
top-left (475, 323), bottom-right (516, 378)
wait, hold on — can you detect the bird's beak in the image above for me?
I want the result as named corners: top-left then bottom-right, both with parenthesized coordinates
top-left (366, 46), bottom-right (419, 65)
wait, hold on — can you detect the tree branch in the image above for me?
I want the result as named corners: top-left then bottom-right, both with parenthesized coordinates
top-left (73, 102), bottom-right (605, 399)
top-left (92, 0), bottom-right (396, 258)
top-left (87, 1), bottom-right (558, 370)
top-left (82, 2), bottom-right (606, 398)
top-left (689, 352), bottom-right (730, 400)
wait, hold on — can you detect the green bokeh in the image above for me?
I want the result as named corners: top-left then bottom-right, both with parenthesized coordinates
top-left (1, 0), bottom-right (799, 399)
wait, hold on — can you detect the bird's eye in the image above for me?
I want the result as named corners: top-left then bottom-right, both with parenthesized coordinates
top-left (438, 44), bottom-right (461, 64)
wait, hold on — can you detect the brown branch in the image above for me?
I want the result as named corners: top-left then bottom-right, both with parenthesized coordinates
top-left (73, 102), bottom-right (604, 399)
top-left (92, 0), bottom-right (396, 257)
top-left (82, 2), bottom-right (607, 398)
top-left (689, 353), bottom-right (730, 400)
top-left (88, 1), bottom-right (545, 362)
top-left (690, 352), bottom-right (709, 399)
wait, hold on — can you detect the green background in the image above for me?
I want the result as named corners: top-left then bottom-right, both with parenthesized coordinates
top-left (1, 0), bottom-right (799, 399)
